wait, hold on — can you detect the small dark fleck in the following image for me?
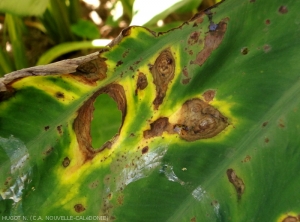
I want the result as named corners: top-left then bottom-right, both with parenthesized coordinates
top-left (188, 31), bottom-right (200, 45)
top-left (134, 60), bottom-right (141, 65)
top-left (263, 44), bottom-right (271, 53)
top-left (182, 78), bottom-right (191, 85)
top-left (190, 217), bottom-right (196, 222)
top-left (44, 147), bottom-right (54, 155)
top-left (116, 60), bottom-right (123, 67)
top-left (250, 0), bottom-right (255, 2)
top-left (62, 157), bottom-right (70, 167)
top-left (141, 146), bottom-right (149, 154)
top-left (182, 67), bottom-right (189, 77)
top-left (74, 204), bottom-right (85, 213)
top-left (117, 195), bottom-right (124, 205)
top-left (135, 72), bottom-right (148, 95)
top-left (122, 49), bottom-right (129, 58)
top-left (243, 155), bottom-right (251, 163)
top-left (55, 92), bottom-right (64, 99)
top-left (278, 6), bottom-right (288, 14)
top-left (262, 121), bottom-right (268, 127)
top-left (279, 123), bottom-right (285, 128)
top-left (44, 126), bottom-right (50, 131)
top-left (265, 19), bottom-right (271, 25)
top-left (265, 137), bottom-right (269, 143)
top-left (241, 47), bottom-right (248, 55)
top-left (4, 177), bottom-right (11, 186)
top-left (57, 125), bottom-right (62, 134)
top-left (130, 133), bottom-right (135, 137)
top-left (211, 200), bottom-right (218, 207)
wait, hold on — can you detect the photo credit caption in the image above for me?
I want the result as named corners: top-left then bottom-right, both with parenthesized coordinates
top-left (2, 215), bottom-right (109, 221)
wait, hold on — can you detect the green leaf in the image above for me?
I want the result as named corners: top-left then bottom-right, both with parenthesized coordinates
top-left (0, 0), bottom-right (49, 16)
top-left (1, 0), bottom-right (300, 221)
top-left (5, 14), bottom-right (28, 70)
top-left (42, 0), bottom-right (75, 43)
top-left (0, 47), bottom-right (14, 75)
top-left (130, 0), bottom-right (202, 26)
top-left (36, 40), bottom-right (109, 65)
top-left (71, 19), bottom-right (100, 40)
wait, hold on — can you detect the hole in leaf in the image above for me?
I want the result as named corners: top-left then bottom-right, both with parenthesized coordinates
top-left (91, 93), bottom-right (122, 149)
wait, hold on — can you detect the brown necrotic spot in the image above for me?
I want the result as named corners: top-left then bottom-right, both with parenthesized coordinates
top-left (188, 31), bottom-right (200, 45)
top-left (4, 177), bottom-right (12, 186)
top-left (182, 67), bottom-right (189, 77)
top-left (135, 72), bottom-right (148, 95)
top-left (278, 6), bottom-right (288, 14)
top-left (172, 99), bottom-right (228, 141)
top-left (143, 117), bottom-right (171, 139)
top-left (150, 48), bottom-right (175, 109)
top-left (265, 137), bottom-right (269, 143)
top-left (265, 19), bottom-right (271, 25)
top-left (190, 217), bottom-right (196, 222)
top-left (44, 126), bottom-right (50, 131)
top-left (55, 92), bottom-right (64, 99)
top-left (122, 49), bottom-right (129, 58)
top-left (74, 204), bottom-right (85, 213)
top-left (117, 194), bottom-right (124, 205)
top-left (262, 121), bottom-right (268, 127)
top-left (144, 99), bottom-right (228, 141)
top-left (243, 155), bottom-right (251, 163)
top-left (44, 147), bottom-right (54, 155)
top-left (73, 58), bottom-right (107, 85)
top-left (278, 119), bottom-right (285, 128)
top-left (263, 44), bottom-right (271, 53)
top-left (62, 157), bottom-right (70, 167)
top-left (116, 60), bottom-right (123, 67)
top-left (141, 146), bottom-right (149, 154)
top-left (182, 78), bottom-right (191, 85)
top-left (202, 90), bottom-right (216, 103)
top-left (193, 18), bottom-right (229, 66)
top-left (226, 169), bottom-right (245, 199)
top-left (57, 125), bottom-right (62, 135)
top-left (241, 47), bottom-right (248, 55)
top-left (73, 84), bottom-right (126, 162)
top-left (182, 67), bottom-right (191, 84)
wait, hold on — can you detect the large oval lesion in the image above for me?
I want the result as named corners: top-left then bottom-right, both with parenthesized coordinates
top-left (73, 83), bottom-right (126, 162)
top-left (143, 98), bottom-right (228, 141)
top-left (171, 98), bottom-right (228, 141)
top-left (150, 48), bottom-right (175, 110)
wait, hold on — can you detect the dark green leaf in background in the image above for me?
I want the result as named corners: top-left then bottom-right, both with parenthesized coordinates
top-left (0, 0), bottom-right (49, 16)
top-left (71, 19), bottom-right (100, 40)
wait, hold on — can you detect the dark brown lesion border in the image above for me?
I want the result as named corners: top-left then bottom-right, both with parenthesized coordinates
top-left (73, 83), bottom-right (127, 162)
